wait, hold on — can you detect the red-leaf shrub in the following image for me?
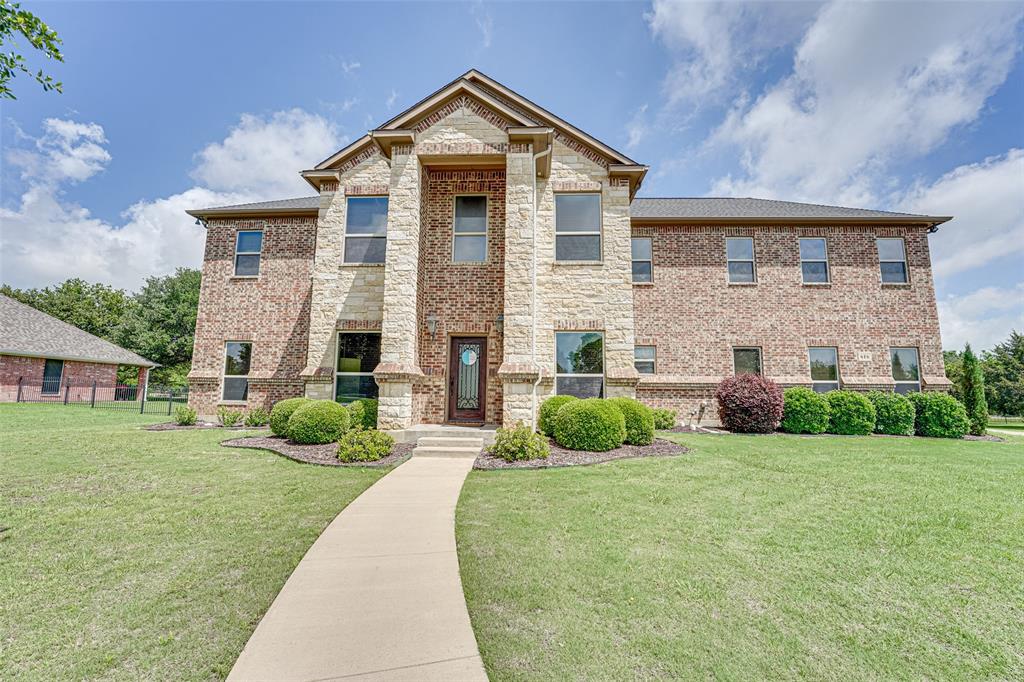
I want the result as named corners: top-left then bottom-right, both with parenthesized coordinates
top-left (714, 374), bottom-right (784, 433)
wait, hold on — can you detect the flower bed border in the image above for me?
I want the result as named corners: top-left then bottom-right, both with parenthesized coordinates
top-left (220, 435), bottom-right (414, 468)
top-left (474, 437), bottom-right (688, 470)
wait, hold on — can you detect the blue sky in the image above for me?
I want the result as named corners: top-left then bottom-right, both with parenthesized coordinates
top-left (1, 1), bottom-right (1022, 351)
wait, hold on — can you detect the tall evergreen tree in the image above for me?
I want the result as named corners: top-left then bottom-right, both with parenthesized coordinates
top-left (959, 343), bottom-right (988, 436)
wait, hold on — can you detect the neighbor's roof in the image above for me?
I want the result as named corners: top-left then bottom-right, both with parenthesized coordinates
top-left (187, 194), bottom-right (950, 227)
top-left (0, 295), bottom-right (157, 367)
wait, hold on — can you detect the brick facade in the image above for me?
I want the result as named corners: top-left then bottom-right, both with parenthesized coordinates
top-left (188, 216), bottom-right (317, 415)
top-left (1, 355), bottom-right (119, 402)
top-left (187, 74), bottom-right (950, 427)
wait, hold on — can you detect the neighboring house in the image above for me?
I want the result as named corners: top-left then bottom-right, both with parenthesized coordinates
top-left (0, 295), bottom-right (156, 402)
top-left (185, 70), bottom-right (951, 428)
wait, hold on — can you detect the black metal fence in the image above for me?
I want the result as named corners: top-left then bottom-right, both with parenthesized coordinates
top-left (15, 377), bottom-right (189, 415)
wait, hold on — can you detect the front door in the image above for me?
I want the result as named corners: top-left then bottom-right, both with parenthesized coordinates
top-left (448, 337), bottom-right (486, 422)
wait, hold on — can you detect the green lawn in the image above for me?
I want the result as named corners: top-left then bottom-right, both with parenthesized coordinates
top-left (1, 405), bottom-right (384, 681)
top-left (457, 431), bottom-right (1024, 680)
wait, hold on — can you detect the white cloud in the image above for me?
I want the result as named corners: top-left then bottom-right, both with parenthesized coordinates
top-left (386, 89), bottom-right (398, 110)
top-left (1, 110), bottom-right (341, 291)
top-left (937, 283), bottom-right (1024, 351)
top-left (191, 108), bottom-right (341, 196)
top-left (904, 149), bottom-right (1024, 278)
top-left (471, 0), bottom-right (494, 49)
top-left (647, 0), bottom-right (816, 108)
top-left (706, 1), bottom-right (1023, 205)
top-left (341, 60), bottom-right (360, 75)
top-left (625, 104), bottom-right (649, 151)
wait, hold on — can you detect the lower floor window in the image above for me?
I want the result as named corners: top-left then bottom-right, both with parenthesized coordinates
top-left (733, 347), bottom-right (762, 375)
top-left (891, 347), bottom-right (921, 394)
top-left (634, 345), bottom-right (656, 374)
top-left (223, 342), bottom-right (252, 401)
top-left (809, 347), bottom-right (840, 392)
top-left (556, 331), bottom-right (604, 398)
top-left (336, 332), bottom-right (381, 402)
top-left (42, 358), bottom-right (64, 394)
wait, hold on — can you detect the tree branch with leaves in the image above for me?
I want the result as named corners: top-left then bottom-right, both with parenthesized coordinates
top-left (0, 0), bottom-right (63, 99)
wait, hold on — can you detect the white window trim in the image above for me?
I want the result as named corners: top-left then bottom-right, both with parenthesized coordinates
top-left (233, 230), bottom-right (263, 278)
top-left (890, 347), bottom-right (922, 393)
top-left (799, 237), bottom-right (830, 284)
top-left (634, 345), bottom-right (656, 374)
top-left (726, 236), bottom-right (756, 284)
top-left (877, 237), bottom-right (909, 284)
top-left (554, 192), bottom-right (603, 263)
top-left (41, 358), bottom-right (64, 395)
top-left (452, 194), bottom-right (488, 263)
top-left (631, 237), bottom-right (653, 283)
top-left (344, 196), bottom-right (388, 265)
top-left (732, 346), bottom-right (763, 376)
top-left (333, 331), bottom-right (381, 404)
top-left (555, 330), bottom-right (606, 397)
top-left (808, 347), bottom-right (840, 392)
top-left (222, 340), bottom-right (252, 403)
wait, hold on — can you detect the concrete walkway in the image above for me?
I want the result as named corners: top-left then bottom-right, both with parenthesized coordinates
top-left (227, 456), bottom-right (486, 682)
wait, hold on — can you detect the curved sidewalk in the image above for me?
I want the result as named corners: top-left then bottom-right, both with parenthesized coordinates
top-left (227, 456), bottom-right (486, 682)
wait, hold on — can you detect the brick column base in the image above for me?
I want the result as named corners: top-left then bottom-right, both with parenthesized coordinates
top-left (498, 362), bottom-right (541, 428)
top-left (373, 363), bottom-right (423, 430)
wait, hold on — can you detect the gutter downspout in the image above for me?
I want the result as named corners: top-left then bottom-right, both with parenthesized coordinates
top-left (530, 145), bottom-right (552, 428)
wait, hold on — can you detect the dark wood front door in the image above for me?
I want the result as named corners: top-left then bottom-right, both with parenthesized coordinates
top-left (448, 337), bottom-right (486, 422)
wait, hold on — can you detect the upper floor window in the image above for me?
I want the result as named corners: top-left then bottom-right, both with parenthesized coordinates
top-left (726, 237), bottom-right (756, 283)
top-left (631, 237), bottom-right (652, 283)
top-left (453, 195), bottom-right (487, 262)
top-left (556, 331), bottom-right (604, 398)
top-left (890, 347), bottom-right (921, 394)
top-left (555, 193), bottom-right (601, 261)
top-left (344, 197), bottom-right (388, 264)
top-left (336, 332), bottom-right (381, 403)
top-left (634, 345), bottom-right (656, 374)
top-left (223, 341), bottom-right (252, 401)
top-left (877, 238), bottom-right (908, 284)
top-left (234, 231), bottom-right (263, 277)
top-left (799, 238), bottom-right (830, 283)
top-left (733, 347), bottom-right (762, 375)
top-left (809, 347), bottom-right (840, 393)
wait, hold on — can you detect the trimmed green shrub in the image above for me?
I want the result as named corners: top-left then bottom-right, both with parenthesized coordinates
top-left (553, 398), bottom-right (626, 451)
top-left (780, 387), bottom-right (830, 434)
top-left (960, 344), bottom-right (988, 435)
top-left (244, 407), bottom-right (270, 427)
top-left (867, 391), bottom-right (915, 436)
top-left (608, 397), bottom-right (655, 445)
top-left (269, 397), bottom-right (311, 437)
top-left (347, 399), bottom-right (379, 430)
top-left (907, 392), bottom-right (970, 438)
top-left (538, 395), bottom-right (578, 436)
top-left (714, 374), bottom-right (784, 433)
top-left (217, 407), bottom-right (243, 427)
top-left (287, 400), bottom-right (351, 445)
top-left (337, 427), bottom-right (394, 462)
top-left (486, 423), bottom-right (550, 462)
top-left (652, 407), bottom-right (677, 430)
top-left (174, 405), bottom-right (197, 426)
top-left (825, 391), bottom-right (876, 435)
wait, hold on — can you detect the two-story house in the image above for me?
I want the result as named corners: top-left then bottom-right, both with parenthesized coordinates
top-left (186, 70), bottom-right (951, 429)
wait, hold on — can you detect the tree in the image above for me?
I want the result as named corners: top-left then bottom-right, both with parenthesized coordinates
top-left (943, 350), bottom-right (963, 403)
top-left (983, 331), bottom-right (1024, 418)
top-left (0, 0), bottom-right (63, 99)
top-left (115, 269), bottom-right (201, 385)
top-left (1, 280), bottom-right (132, 341)
top-left (959, 344), bottom-right (988, 435)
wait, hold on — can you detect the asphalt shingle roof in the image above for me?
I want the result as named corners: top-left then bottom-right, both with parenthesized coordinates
top-left (0, 295), bottom-right (156, 367)
top-left (629, 197), bottom-right (933, 220)
top-left (188, 195), bottom-right (943, 222)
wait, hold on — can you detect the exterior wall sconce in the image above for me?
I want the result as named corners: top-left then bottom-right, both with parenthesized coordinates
top-left (494, 314), bottom-right (504, 335)
top-left (425, 313), bottom-right (439, 339)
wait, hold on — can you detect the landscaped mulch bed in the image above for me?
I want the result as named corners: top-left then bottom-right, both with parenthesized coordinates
top-left (474, 437), bottom-right (688, 470)
top-left (220, 435), bottom-right (415, 467)
top-left (145, 422), bottom-right (271, 432)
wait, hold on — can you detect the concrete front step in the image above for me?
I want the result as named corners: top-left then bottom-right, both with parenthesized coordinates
top-left (417, 436), bottom-right (486, 449)
top-left (412, 445), bottom-right (482, 459)
top-left (388, 424), bottom-right (497, 446)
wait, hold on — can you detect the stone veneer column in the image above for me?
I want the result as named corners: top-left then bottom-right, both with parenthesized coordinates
top-left (300, 183), bottom-right (343, 400)
top-left (603, 175), bottom-right (640, 399)
top-left (497, 144), bottom-right (541, 427)
top-left (374, 145), bottom-right (423, 429)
